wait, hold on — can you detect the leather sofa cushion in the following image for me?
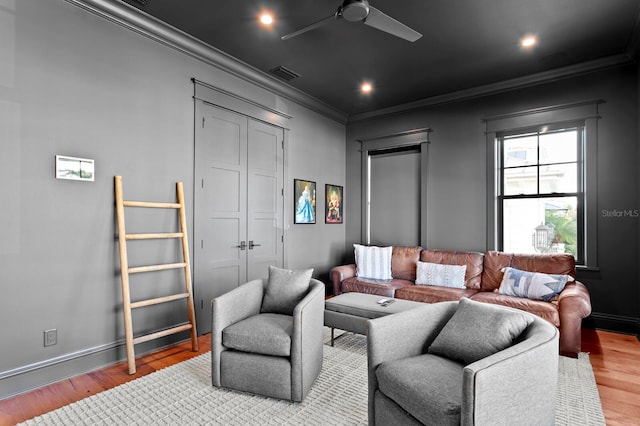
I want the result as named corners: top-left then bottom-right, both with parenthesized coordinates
top-left (223, 313), bottom-right (292, 357)
top-left (420, 249), bottom-right (484, 290)
top-left (376, 353), bottom-right (463, 426)
top-left (482, 251), bottom-right (576, 292)
top-left (391, 246), bottom-right (423, 281)
top-left (395, 285), bottom-right (479, 304)
top-left (341, 277), bottom-right (413, 297)
top-left (470, 292), bottom-right (560, 327)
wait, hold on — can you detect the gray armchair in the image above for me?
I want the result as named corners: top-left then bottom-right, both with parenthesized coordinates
top-left (211, 274), bottom-right (325, 402)
top-left (367, 299), bottom-right (559, 426)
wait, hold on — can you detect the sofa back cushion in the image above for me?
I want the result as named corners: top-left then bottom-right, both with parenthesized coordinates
top-left (481, 251), bottom-right (576, 292)
top-left (391, 246), bottom-right (423, 281)
top-left (419, 249), bottom-right (484, 290)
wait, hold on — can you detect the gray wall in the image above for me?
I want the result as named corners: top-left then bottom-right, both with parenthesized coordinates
top-left (0, 0), bottom-right (345, 398)
top-left (346, 65), bottom-right (639, 334)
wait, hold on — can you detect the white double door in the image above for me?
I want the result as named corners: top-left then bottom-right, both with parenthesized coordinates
top-left (194, 102), bottom-right (284, 333)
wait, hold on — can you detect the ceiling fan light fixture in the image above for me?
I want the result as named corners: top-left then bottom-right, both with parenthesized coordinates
top-left (280, 0), bottom-right (421, 42)
top-left (341, 0), bottom-right (370, 22)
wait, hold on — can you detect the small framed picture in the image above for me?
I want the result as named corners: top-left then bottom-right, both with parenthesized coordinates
top-left (325, 184), bottom-right (343, 224)
top-left (294, 179), bottom-right (316, 224)
top-left (55, 155), bottom-right (95, 181)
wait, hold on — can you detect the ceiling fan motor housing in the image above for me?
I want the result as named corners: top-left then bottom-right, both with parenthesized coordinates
top-left (341, 0), bottom-right (370, 22)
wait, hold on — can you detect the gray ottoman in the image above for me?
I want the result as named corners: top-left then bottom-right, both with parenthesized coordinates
top-left (324, 293), bottom-right (424, 345)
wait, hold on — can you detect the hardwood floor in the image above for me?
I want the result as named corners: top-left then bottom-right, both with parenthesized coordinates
top-left (581, 329), bottom-right (640, 426)
top-left (1, 329), bottom-right (639, 425)
top-left (0, 336), bottom-right (211, 426)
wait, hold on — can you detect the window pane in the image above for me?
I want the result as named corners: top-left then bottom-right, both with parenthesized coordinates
top-left (539, 163), bottom-right (577, 193)
top-left (504, 166), bottom-right (537, 195)
top-left (503, 197), bottom-right (578, 256)
top-left (503, 134), bottom-right (537, 167)
top-left (539, 130), bottom-right (577, 164)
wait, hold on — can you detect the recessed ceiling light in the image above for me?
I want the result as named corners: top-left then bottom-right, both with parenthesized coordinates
top-left (520, 35), bottom-right (537, 48)
top-left (258, 11), bottom-right (275, 28)
top-left (360, 82), bottom-right (373, 94)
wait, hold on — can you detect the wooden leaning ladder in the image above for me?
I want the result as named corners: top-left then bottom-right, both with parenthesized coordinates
top-left (114, 175), bottom-right (198, 374)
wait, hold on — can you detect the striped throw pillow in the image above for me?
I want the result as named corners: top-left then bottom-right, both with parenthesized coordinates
top-left (354, 244), bottom-right (393, 280)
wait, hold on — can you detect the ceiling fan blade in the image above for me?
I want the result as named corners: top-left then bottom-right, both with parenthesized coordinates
top-left (364, 6), bottom-right (422, 42)
top-left (281, 12), bottom-right (339, 41)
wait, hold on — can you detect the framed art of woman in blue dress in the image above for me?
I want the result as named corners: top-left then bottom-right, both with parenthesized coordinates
top-left (294, 179), bottom-right (316, 224)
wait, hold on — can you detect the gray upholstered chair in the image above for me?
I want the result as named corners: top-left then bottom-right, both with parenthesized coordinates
top-left (367, 298), bottom-right (559, 426)
top-left (211, 266), bottom-right (324, 402)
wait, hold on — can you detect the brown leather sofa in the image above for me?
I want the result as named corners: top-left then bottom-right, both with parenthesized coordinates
top-left (330, 247), bottom-right (592, 357)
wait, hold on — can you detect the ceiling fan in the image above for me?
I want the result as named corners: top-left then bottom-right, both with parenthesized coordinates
top-left (281, 0), bottom-right (423, 42)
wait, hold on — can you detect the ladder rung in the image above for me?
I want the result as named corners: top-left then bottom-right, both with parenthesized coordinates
top-left (132, 323), bottom-right (193, 345)
top-left (128, 263), bottom-right (187, 274)
top-left (126, 232), bottom-right (183, 240)
top-left (123, 200), bottom-right (181, 209)
top-left (115, 176), bottom-right (198, 375)
top-left (130, 292), bottom-right (190, 309)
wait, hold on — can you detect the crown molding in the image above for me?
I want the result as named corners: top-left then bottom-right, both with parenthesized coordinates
top-left (348, 54), bottom-right (635, 124)
top-left (63, 0), bottom-right (348, 124)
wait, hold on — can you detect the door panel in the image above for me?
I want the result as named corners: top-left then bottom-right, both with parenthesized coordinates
top-left (247, 120), bottom-right (284, 281)
top-left (194, 104), bottom-right (247, 332)
top-left (194, 102), bottom-right (284, 333)
top-left (209, 168), bottom-right (241, 211)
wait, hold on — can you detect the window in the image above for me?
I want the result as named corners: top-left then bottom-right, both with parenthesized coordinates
top-left (358, 128), bottom-right (431, 247)
top-left (484, 100), bottom-right (600, 268)
top-left (498, 126), bottom-right (583, 263)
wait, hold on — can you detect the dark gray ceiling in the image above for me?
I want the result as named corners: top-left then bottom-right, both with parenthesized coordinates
top-left (120, 0), bottom-right (640, 117)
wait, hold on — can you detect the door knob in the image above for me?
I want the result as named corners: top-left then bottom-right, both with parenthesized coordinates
top-left (248, 240), bottom-right (261, 249)
top-left (236, 241), bottom-right (247, 250)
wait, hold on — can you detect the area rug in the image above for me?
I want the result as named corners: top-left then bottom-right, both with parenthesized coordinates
top-left (20, 330), bottom-right (604, 425)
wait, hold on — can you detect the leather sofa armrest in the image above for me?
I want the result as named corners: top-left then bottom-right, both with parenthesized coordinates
top-left (330, 264), bottom-right (357, 296)
top-left (558, 280), bottom-right (592, 315)
top-left (557, 280), bottom-right (592, 357)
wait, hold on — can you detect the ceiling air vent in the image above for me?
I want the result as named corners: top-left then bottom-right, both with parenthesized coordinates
top-left (269, 65), bottom-right (301, 81)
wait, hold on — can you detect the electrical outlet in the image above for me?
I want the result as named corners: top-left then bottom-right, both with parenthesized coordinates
top-left (44, 329), bottom-right (57, 347)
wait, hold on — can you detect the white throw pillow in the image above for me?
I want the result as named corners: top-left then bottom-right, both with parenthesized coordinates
top-left (354, 244), bottom-right (393, 280)
top-left (415, 261), bottom-right (467, 289)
